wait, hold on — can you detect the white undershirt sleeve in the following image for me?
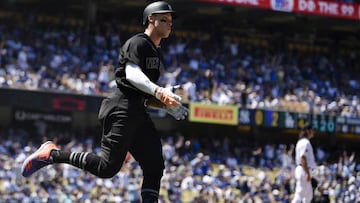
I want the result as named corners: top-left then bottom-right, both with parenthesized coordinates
top-left (125, 62), bottom-right (159, 96)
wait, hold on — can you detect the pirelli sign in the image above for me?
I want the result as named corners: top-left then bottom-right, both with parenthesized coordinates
top-left (189, 103), bottom-right (238, 125)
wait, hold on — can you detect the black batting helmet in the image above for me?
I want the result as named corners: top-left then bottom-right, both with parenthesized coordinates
top-left (143, 1), bottom-right (176, 25)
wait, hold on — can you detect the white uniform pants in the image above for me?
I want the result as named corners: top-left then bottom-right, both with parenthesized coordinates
top-left (291, 165), bottom-right (313, 203)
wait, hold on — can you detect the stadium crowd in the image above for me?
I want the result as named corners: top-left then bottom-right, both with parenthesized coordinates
top-left (0, 7), bottom-right (360, 203)
top-left (1, 126), bottom-right (360, 203)
top-left (0, 13), bottom-right (359, 117)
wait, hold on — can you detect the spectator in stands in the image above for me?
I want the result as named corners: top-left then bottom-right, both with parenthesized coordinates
top-left (1, 122), bottom-right (360, 202)
top-left (1, 15), bottom-right (360, 117)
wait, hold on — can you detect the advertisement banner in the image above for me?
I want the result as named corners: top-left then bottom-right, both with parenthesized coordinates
top-left (12, 108), bottom-right (73, 137)
top-left (13, 109), bottom-right (73, 124)
top-left (189, 102), bottom-right (238, 125)
top-left (293, 0), bottom-right (359, 20)
top-left (200, 0), bottom-right (360, 20)
top-left (0, 88), bottom-right (103, 112)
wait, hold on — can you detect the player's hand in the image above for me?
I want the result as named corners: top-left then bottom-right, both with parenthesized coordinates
top-left (164, 85), bottom-right (181, 93)
top-left (165, 104), bottom-right (189, 120)
top-left (155, 86), bottom-right (182, 107)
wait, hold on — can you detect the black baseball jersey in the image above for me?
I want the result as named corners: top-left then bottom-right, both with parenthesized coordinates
top-left (115, 33), bottom-right (165, 98)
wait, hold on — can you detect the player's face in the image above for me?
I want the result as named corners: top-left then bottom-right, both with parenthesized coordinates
top-left (152, 13), bottom-right (173, 38)
top-left (307, 128), bottom-right (315, 139)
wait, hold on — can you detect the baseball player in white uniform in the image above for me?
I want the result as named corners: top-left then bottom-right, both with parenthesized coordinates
top-left (292, 123), bottom-right (317, 203)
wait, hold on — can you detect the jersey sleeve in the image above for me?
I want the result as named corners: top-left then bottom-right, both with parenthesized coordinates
top-left (119, 37), bottom-right (145, 67)
top-left (298, 140), bottom-right (308, 158)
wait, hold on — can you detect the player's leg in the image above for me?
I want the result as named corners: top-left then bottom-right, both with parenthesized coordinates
top-left (129, 116), bottom-right (165, 203)
top-left (303, 181), bottom-right (313, 203)
top-left (22, 107), bottom-right (132, 178)
top-left (291, 193), bottom-right (302, 203)
top-left (21, 141), bottom-right (59, 177)
top-left (54, 108), bottom-right (133, 178)
top-left (291, 166), bottom-right (304, 203)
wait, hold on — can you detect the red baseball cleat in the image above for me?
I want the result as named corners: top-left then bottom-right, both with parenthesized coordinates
top-left (21, 141), bottom-right (59, 177)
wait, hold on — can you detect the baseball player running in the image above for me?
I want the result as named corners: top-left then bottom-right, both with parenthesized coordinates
top-left (21, 1), bottom-right (188, 203)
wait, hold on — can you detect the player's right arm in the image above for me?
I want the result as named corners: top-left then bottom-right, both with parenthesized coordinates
top-left (125, 62), bottom-right (181, 107)
top-left (300, 154), bottom-right (311, 182)
top-left (125, 64), bottom-right (188, 120)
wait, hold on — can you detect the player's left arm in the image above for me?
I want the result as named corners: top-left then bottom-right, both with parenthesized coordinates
top-left (125, 62), bottom-right (188, 120)
top-left (125, 62), bottom-right (181, 107)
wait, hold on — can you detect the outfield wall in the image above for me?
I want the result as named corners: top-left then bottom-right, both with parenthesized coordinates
top-left (1, 88), bottom-right (359, 147)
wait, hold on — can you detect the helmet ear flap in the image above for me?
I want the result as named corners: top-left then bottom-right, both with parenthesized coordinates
top-left (143, 15), bottom-right (151, 26)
